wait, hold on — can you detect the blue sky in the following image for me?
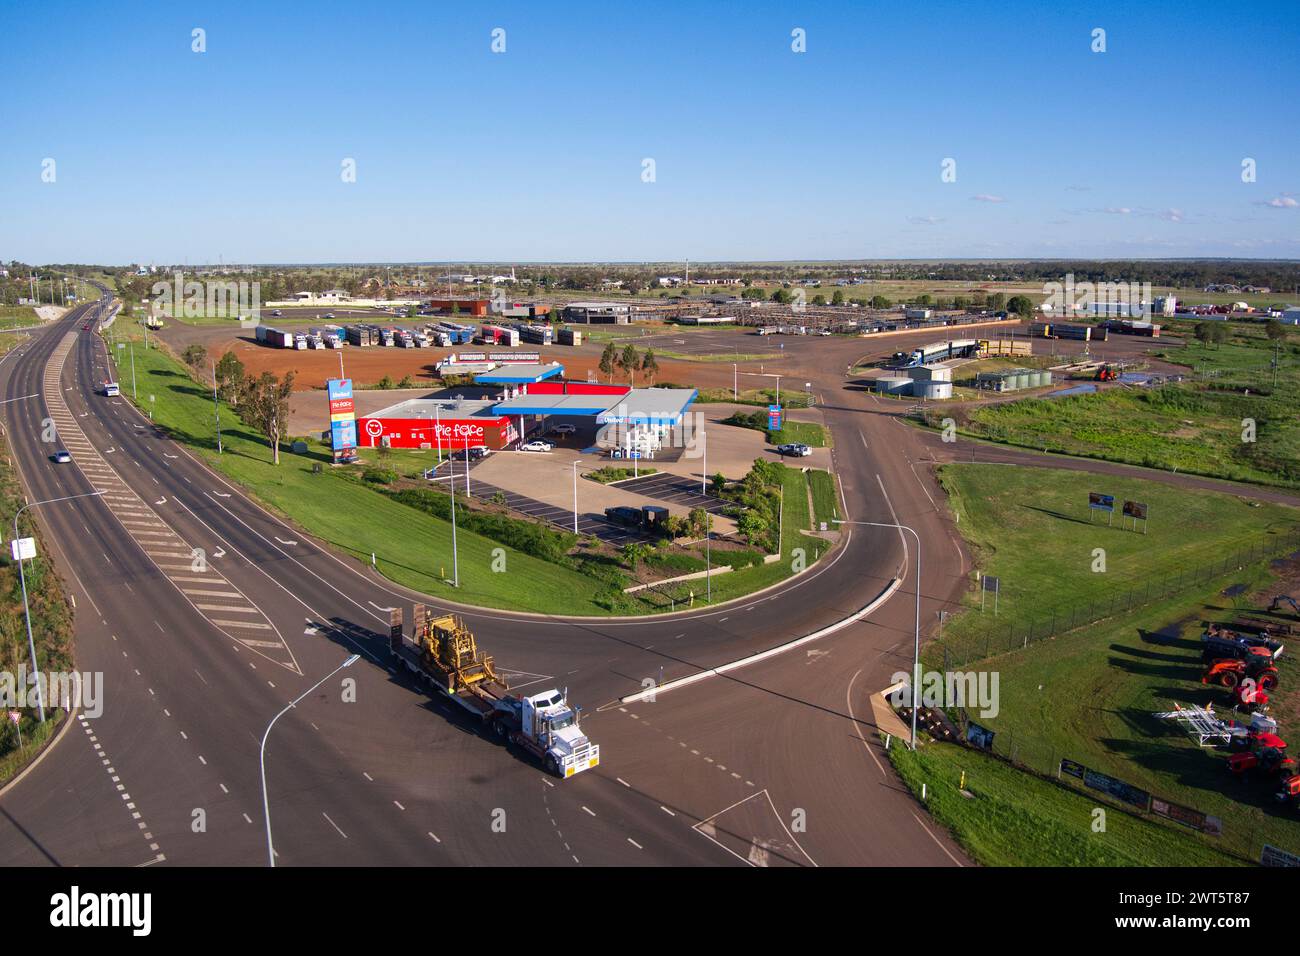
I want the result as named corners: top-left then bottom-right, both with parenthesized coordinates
top-left (2, 0), bottom-right (1297, 264)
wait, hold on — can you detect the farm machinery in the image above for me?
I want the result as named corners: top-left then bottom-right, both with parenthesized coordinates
top-left (1270, 594), bottom-right (1300, 619)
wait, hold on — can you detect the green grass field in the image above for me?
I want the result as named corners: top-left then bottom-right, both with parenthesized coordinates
top-left (807, 469), bottom-right (840, 527)
top-left (934, 464), bottom-right (1300, 664)
top-left (937, 323), bottom-right (1300, 487)
top-left (888, 734), bottom-right (1243, 866)
top-left (768, 419), bottom-right (829, 448)
top-left (909, 462), bottom-right (1300, 864)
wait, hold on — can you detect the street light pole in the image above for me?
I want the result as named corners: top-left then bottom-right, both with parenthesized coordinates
top-left (130, 342), bottom-right (137, 400)
top-left (260, 653), bottom-right (360, 867)
top-left (834, 518), bottom-right (923, 750)
top-left (211, 359), bottom-right (223, 454)
top-left (448, 455), bottom-right (460, 587)
top-left (12, 491), bottom-right (106, 722)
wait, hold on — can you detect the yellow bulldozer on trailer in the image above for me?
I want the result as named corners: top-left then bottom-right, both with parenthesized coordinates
top-left (389, 605), bottom-right (601, 778)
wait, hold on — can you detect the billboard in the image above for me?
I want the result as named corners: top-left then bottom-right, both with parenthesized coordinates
top-left (1122, 500), bottom-right (1148, 520)
top-left (1088, 492), bottom-right (1115, 512)
top-left (768, 404), bottom-right (783, 430)
top-left (1150, 798), bottom-right (1221, 836)
top-left (327, 378), bottom-right (357, 457)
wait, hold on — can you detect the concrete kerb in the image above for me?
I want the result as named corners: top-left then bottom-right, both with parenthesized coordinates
top-left (618, 575), bottom-right (902, 704)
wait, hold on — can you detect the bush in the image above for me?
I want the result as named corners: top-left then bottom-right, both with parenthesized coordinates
top-left (386, 487), bottom-right (577, 563)
top-left (363, 467), bottom-right (399, 485)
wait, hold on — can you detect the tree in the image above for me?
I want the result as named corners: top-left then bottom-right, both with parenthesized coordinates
top-left (869, 295), bottom-right (892, 309)
top-left (771, 288), bottom-right (792, 305)
top-left (987, 292), bottom-right (1007, 311)
top-left (811, 294), bottom-right (826, 306)
top-left (182, 343), bottom-right (207, 373)
top-left (687, 507), bottom-right (711, 539)
top-left (737, 510), bottom-right (769, 548)
top-left (710, 472), bottom-right (727, 495)
top-left (599, 342), bottom-right (617, 383)
top-left (830, 290), bottom-right (845, 306)
top-left (620, 344), bottom-right (640, 385)
top-left (641, 348), bottom-right (659, 384)
top-left (1265, 320), bottom-right (1288, 342)
top-left (621, 541), bottom-right (647, 570)
top-left (214, 350), bottom-right (246, 406)
top-left (1006, 295), bottom-right (1036, 318)
top-left (242, 371), bottom-right (296, 464)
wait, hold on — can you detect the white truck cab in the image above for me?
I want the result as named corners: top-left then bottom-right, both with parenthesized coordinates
top-left (513, 689), bottom-right (600, 778)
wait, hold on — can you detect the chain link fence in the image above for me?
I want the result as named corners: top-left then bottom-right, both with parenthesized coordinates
top-left (933, 530), bottom-right (1300, 669)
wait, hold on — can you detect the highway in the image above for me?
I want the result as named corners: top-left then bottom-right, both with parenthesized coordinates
top-left (0, 297), bottom-right (972, 867)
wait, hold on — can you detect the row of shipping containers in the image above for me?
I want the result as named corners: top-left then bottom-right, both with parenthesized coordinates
top-left (1100, 319), bottom-right (1161, 337)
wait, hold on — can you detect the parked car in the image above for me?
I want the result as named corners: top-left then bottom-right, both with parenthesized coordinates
top-left (51, 450), bottom-right (72, 464)
top-left (551, 424), bottom-right (577, 436)
top-left (520, 440), bottom-right (554, 452)
top-left (453, 446), bottom-right (489, 461)
top-left (777, 443), bottom-right (812, 457)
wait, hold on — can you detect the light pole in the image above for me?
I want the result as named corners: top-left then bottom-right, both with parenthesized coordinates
top-left (733, 362), bottom-right (738, 400)
top-left (261, 653), bottom-right (360, 867)
top-left (448, 453), bottom-right (460, 587)
top-left (434, 403), bottom-right (442, 466)
top-left (833, 518), bottom-right (923, 750)
top-left (571, 459), bottom-right (598, 533)
top-left (211, 359), bottom-right (223, 454)
top-left (130, 342), bottom-right (137, 400)
top-left (12, 491), bottom-right (106, 722)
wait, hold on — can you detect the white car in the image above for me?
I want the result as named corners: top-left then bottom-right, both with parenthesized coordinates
top-left (551, 424), bottom-right (577, 436)
top-left (520, 440), bottom-right (553, 452)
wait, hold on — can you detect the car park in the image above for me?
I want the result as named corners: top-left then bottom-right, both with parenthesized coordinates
top-left (777, 443), bottom-right (812, 457)
top-left (520, 440), bottom-right (554, 452)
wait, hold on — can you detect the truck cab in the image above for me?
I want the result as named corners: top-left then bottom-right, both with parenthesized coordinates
top-left (504, 689), bottom-right (599, 778)
top-left (103, 381), bottom-right (120, 397)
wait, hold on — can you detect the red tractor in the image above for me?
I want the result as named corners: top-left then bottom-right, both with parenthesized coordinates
top-left (1228, 747), bottom-right (1296, 776)
top-left (1202, 652), bottom-right (1279, 691)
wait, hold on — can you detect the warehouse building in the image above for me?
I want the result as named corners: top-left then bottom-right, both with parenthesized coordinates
top-left (562, 302), bottom-right (631, 324)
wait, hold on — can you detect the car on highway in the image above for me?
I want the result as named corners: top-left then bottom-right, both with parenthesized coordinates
top-left (82, 323), bottom-right (91, 331)
top-left (777, 442), bottom-right (812, 457)
top-left (520, 440), bottom-right (554, 452)
top-left (550, 424), bottom-right (577, 436)
top-left (271, 309), bottom-right (283, 317)
top-left (51, 450), bottom-right (72, 464)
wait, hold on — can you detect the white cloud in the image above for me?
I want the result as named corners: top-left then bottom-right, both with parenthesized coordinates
top-left (1161, 208), bottom-right (1184, 222)
top-left (970, 194), bottom-right (1005, 203)
top-left (1259, 196), bottom-right (1298, 208)
top-left (1104, 206), bottom-right (1132, 214)
top-left (907, 215), bottom-right (944, 225)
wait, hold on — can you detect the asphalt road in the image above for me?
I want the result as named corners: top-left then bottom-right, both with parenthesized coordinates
top-left (0, 299), bottom-right (981, 867)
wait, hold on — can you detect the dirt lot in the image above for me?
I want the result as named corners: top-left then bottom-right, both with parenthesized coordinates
top-left (159, 318), bottom-right (1181, 411)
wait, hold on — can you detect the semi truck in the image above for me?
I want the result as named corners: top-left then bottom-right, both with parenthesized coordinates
top-left (389, 606), bottom-right (600, 778)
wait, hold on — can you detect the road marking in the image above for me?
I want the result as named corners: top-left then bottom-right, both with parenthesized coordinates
top-left (322, 812), bottom-right (348, 839)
